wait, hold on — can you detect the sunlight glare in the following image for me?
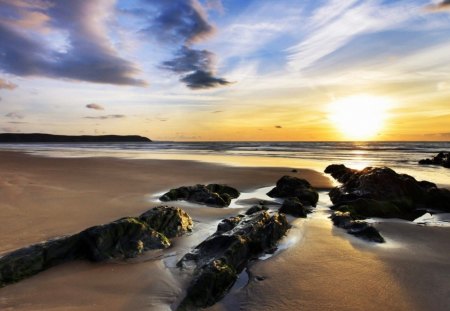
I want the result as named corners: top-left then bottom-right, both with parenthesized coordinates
top-left (328, 94), bottom-right (392, 140)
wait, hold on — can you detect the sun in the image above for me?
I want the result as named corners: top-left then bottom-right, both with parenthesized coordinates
top-left (328, 94), bottom-right (391, 141)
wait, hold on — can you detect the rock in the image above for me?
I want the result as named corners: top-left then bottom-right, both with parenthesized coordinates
top-left (177, 211), bottom-right (290, 310)
top-left (0, 206), bottom-right (193, 287)
top-left (291, 169), bottom-right (298, 173)
top-left (139, 206), bottom-right (193, 238)
top-left (267, 176), bottom-right (319, 206)
top-left (279, 197), bottom-right (309, 218)
top-left (216, 215), bottom-right (244, 233)
top-left (159, 184), bottom-right (240, 207)
top-left (79, 217), bottom-right (170, 262)
top-left (324, 164), bottom-right (450, 219)
top-left (419, 152), bottom-right (450, 168)
top-left (245, 205), bottom-right (268, 215)
top-left (348, 226), bottom-right (385, 243)
top-left (330, 211), bottom-right (384, 243)
top-left (0, 235), bottom-right (81, 287)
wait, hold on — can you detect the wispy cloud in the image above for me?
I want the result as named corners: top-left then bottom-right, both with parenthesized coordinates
top-left (86, 103), bottom-right (104, 110)
top-left (84, 114), bottom-right (125, 120)
top-left (287, 1), bottom-right (418, 71)
top-left (5, 112), bottom-right (24, 119)
top-left (0, 78), bottom-right (17, 90)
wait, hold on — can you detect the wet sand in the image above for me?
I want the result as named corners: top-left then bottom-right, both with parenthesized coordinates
top-left (1, 150), bottom-right (449, 310)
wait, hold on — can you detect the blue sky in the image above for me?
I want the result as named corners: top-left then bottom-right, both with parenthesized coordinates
top-left (0, 0), bottom-right (449, 140)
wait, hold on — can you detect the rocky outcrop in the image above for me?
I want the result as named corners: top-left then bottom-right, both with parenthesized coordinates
top-left (0, 133), bottom-right (151, 143)
top-left (419, 152), bottom-right (450, 168)
top-left (330, 211), bottom-right (384, 243)
top-left (159, 184), bottom-right (240, 207)
top-left (177, 211), bottom-right (290, 310)
top-left (267, 176), bottom-right (319, 207)
top-left (279, 197), bottom-right (310, 218)
top-left (325, 164), bottom-right (450, 219)
top-left (0, 206), bottom-right (192, 287)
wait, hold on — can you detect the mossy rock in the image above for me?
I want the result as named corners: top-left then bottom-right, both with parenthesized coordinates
top-left (139, 206), bottom-right (193, 238)
top-left (80, 217), bottom-right (170, 262)
top-left (178, 259), bottom-right (237, 310)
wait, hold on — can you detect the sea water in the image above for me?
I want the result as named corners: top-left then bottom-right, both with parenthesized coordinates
top-left (1, 141), bottom-right (448, 185)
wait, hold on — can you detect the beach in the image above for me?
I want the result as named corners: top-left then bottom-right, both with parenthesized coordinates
top-left (0, 150), bottom-right (449, 310)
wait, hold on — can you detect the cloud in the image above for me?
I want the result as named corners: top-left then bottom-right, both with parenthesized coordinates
top-left (143, 0), bottom-right (215, 44)
top-left (275, 125), bottom-right (282, 129)
top-left (0, 0), bottom-right (146, 86)
top-left (86, 103), bottom-right (104, 110)
top-left (181, 70), bottom-right (230, 89)
top-left (212, 110), bottom-right (223, 113)
top-left (426, 0), bottom-right (450, 12)
top-left (287, 1), bottom-right (418, 71)
top-left (143, 0), bottom-right (229, 89)
top-left (162, 46), bottom-right (230, 89)
top-left (0, 78), bottom-right (17, 90)
top-left (205, 0), bottom-right (224, 14)
top-left (5, 112), bottom-right (24, 119)
top-left (84, 114), bottom-right (125, 120)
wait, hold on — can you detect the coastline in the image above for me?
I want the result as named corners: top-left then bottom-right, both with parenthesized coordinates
top-left (0, 150), bottom-right (449, 310)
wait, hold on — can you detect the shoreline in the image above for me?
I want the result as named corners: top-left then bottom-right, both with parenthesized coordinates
top-left (1, 150), bottom-right (449, 310)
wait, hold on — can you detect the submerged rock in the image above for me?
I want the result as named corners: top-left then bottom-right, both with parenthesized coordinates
top-left (159, 184), bottom-right (240, 207)
top-left (419, 152), bottom-right (450, 168)
top-left (330, 211), bottom-right (384, 243)
top-left (267, 176), bottom-right (319, 207)
top-left (177, 211), bottom-right (290, 310)
top-left (0, 206), bottom-right (192, 287)
top-left (279, 197), bottom-right (310, 218)
top-left (325, 164), bottom-right (450, 219)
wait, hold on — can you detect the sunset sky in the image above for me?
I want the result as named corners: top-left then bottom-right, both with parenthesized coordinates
top-left (0, 0), bottom-right (449, 141)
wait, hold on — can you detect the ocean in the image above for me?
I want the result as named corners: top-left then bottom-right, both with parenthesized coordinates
top-left (1, 141), bottom-right (449, 185)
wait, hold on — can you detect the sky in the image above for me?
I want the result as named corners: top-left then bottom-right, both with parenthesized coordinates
top-left (0, 0), bottom-right (449, 141)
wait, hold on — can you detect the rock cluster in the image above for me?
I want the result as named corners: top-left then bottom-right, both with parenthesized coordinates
top-left (0, 206), bottom-right (192, 287)
top-left (160, 184), bottom-right (240, 207)
top-left (325, 164), bottom-right (450, 242)
top-left (419, 152), bottom-right (450, 168)
top-left (266, 176), bottom-right (318, 218)
top-left (177, 210), bottom-right (290, 310)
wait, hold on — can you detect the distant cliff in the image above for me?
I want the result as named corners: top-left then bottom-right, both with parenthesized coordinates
top-left (0, 133), bottom-right (152, 143)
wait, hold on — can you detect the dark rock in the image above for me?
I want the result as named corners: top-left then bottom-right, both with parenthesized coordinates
top-left (291, 169), bottom-right (298, 173)
top-left (216, 215), bottom-right (244, 233)
top-left (419, 152), bottom-right (450, 168)
top-left (324, 164), bottom-right (450, 218)
top-left (139, 206), bottom-right (193, 238)
top-left (348, 226), bottom-right (385, 243)
top-left (177, 211), bottom-right (290, 310)
top-left (0, 133), bottom-right (151, 143)
top-left (245, 205), bottom-right (268, 215)
top-left (330, 211), bottom-right (384, 243)
top-left (267, 176), bottom-right (319, 206)
top-left (330, 211), bottom-right (354, 229)
top-left (79, 217), bottom-right (170, 262)
top-left (160, 184), bottom-right (240, 207)
top-left (0, 206), bottom-right (193, 287)
top-left (279, 197), bottom-right (309, 218)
